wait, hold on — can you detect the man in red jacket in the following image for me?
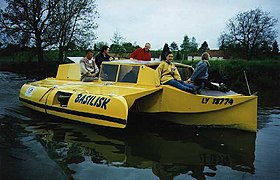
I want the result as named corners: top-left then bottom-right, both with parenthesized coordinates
top-left (129, 43), bottom-right (151, 61)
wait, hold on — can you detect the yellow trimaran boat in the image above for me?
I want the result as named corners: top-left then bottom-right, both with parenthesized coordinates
top-left (19, 59), bottom-right (257, 132)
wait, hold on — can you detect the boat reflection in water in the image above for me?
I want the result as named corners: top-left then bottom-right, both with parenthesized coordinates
top-left (24, 120), bottom-right (256, 179)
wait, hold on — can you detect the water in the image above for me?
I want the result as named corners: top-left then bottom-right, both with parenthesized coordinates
top-left (0, 71), bottom-right (280, 180)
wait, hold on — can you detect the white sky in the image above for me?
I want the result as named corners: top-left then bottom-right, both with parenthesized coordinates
top-left (94, 0), bottom-right (280, 50)
top-left (1, 0), bottom-right (279, 50)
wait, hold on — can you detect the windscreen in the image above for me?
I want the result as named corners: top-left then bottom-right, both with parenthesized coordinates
top-left (100, 64), bottom-right (118, 82)
top-left (118, 65), bottom-right (139, 83)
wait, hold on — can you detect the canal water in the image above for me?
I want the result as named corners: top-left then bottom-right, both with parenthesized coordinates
top-left (0, 72), bottom-right (280, 180)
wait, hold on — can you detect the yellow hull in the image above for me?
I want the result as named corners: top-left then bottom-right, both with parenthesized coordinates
top-left (19, 78), bottom-right (161, 129)
top-left (138, 86), bottom-right (257, 132)
top-left (19, 82), bottom-right (129, 128)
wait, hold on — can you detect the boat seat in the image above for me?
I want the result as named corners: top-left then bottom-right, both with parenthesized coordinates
top-left (56, 63), bottom-right (81, 81)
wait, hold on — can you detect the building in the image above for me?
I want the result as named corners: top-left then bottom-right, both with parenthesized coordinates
top-left (188, 50), bottom-right (224, 60)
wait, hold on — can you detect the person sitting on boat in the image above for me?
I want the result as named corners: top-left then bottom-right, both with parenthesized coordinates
top-left (129, 43), bottom-right (152, 61)
top-left (156, 51), bottom-right (198, 94)
top-left (187, 52), bottom-right (229, 92)
top-left (95, 45), bottom-right (113, 71)
top-left (80, 49), bottom-right (99, 82)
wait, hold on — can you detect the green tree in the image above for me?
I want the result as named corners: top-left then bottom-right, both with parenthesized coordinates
top-left (219, 8), bottom-right (278, 60)
top-left (110, 30), bottom-right (126, 53)
top-left (175, 50), bottom-right (182, 60)
top-left (219, 39), bottom-right (225, 51)
top-left (259, 41), bottom-right (272, 57)
top-left (67, 41), bottom-right (77, 51)
top-left (190, 37), bottom-right (198, 52)
top-left (94, 41), bottom-right (109, 52)
top-left (55, 0), bottom-right (98, 62)
top-left (0, 0), bottom-right (60, 62)
top-left (199, 41), bottom-right (210, 53)
top-left (180, 35), bottom-right (191, 52)
top-left (180, 35), bottom-right (198, 59)
top-left (160, 43), bottom-right (170, 60)
top-left (272, 40), bottom-right (279, 55)
top-left (0, 0), bottom-right (98, 63)
top-left (110, 29), bottom-right (125, 45)
top-left (180, 35), bottom-right (191, 60)
top-left (170, 42), bottom-right (178, 51)
top-left (110, 44), bottom-right (125, 54)
top-left (122, 42), bottom-right (138, 53)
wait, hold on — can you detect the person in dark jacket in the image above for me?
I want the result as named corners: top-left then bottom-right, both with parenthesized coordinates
top-left (95, 45), bottom-right (113, 70)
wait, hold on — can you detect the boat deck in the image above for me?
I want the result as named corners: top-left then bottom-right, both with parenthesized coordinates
top-left (199, 89), bottom-right (238, 96)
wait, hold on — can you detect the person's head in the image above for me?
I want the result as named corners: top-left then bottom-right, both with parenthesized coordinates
top-left (86, 49), bottom-right (94, 60)
top-left (100, 45), bottom-right (109, 54)
top-left (165, 51), bottom-right (173, 63)
top-left (201, 52), bottom-right (210, 60)
top-left (143, 43), bottom-right (151, 52)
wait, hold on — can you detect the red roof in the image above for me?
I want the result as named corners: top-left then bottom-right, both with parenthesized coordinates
top-left (207, 50), bottom-right (224, 57)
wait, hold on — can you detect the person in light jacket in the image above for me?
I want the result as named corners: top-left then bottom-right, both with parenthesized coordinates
top-left (80, 49), bottom-right (99, 82)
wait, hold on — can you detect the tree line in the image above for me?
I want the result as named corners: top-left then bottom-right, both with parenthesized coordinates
top-left (96, 30), bottom-right (208, 60)
top-left (0, 1), bottom-right (279, 62)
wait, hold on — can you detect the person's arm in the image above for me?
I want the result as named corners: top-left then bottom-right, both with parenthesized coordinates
top-left (129, 48), bottom-right (139, 59)
top-left (155, 63), bottom-right (163, 86)
top-left (173, 66), bottom-right (181, 81)
top-left (93, 61), bottom-right (99, 75)
top-left (95, 54), bottom-right (101, 68)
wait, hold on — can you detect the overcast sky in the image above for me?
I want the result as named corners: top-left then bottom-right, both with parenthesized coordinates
top-left (1, 0), bottom-right (279, 50)
top-left (94, 0), bottom-right (280, 50)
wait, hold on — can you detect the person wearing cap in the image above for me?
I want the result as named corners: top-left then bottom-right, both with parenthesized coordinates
top-left (129, 43), bottom-right (152, 61)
